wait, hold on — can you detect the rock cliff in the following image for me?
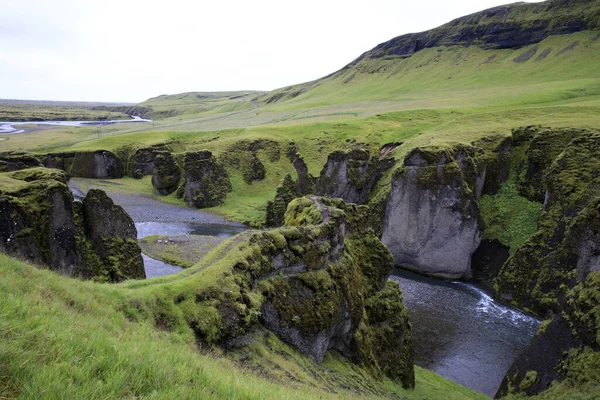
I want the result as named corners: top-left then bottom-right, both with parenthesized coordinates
top-left (0, 168), bottom-right (144, 282)
top-left (131, 196), bottom-right (414, 388)
top-left (179, 150), bottom-right (232, 208)
top-left (381, 147), bottom-right (483, 279)
top-left (493, 127), bottom-right (600, 397)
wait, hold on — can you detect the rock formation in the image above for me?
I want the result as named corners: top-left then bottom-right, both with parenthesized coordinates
top-left (493, 127), bottom-right (600, 397)
top-left (381, 147), bottom-right (483, 279)
top-left (82, 189), bottom-right (145, 281)
top-left (44, 150), bottom-right (124, 178)
top-left (136, 196), bottom-right (415, 388)
top-left (317, 149), bottom-right (393, 205)
top-left (0, 151), bottom-right (43, 172)
top-left (180, 150), bottom-right (232, 208)
top-left (0, 168), bottom-right (144, 282)
top-left (151, 152), bottom-right (181, 195)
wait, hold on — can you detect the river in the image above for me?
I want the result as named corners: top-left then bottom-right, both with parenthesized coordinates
top-left (390, 269), bottom-right (540, 397)
top-left (0, 116), bottom-right (152, 134)
top-left (70, 181), bottom-right (538, 397)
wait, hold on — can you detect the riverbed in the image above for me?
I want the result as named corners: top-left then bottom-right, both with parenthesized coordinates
top-left (0, 116), bottom-right (152, 134)
top-left (69, 179), bottom-right (247, 277)
top-left (390, 269), bottom-right (540, 397)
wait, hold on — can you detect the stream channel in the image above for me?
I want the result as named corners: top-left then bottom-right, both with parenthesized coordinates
top-left (71, 182), bottom-right (539, 397)
top-left (0, 116), bottom-right (152, 134)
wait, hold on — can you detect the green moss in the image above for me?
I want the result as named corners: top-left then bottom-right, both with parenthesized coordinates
top-left (520, 370), bottom-right (539, 391)
top-left (284, 197), bottom-right (324, 226)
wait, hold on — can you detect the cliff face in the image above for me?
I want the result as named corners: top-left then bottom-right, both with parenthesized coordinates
top-left (381, 147), bottom-right (483, 279)
top-left (351, 0), bottom-right (600, 62)
top-left (0, 168), bottom-right (144, 282)
top-left (491, 127), bottom-right (600, 397)
top-left (131, 196), bottom-right (414, 388)
top-left (179, 150), bottom-right (232, 208)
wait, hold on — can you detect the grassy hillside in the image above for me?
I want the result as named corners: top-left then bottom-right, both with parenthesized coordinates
top-left (0, 250), bottom-right (487, 400)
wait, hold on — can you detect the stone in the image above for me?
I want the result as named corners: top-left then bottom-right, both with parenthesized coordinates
top-left (82, 189), bottom-right (145, 281)
top-left (381, 147), bottom-right (482, 279)
top-left (182, 150), bottom-right (232, 208)
top-left (151, 152), bottom-right (181, 195)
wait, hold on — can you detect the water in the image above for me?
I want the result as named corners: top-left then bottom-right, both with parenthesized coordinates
top-left (0, 116), bottom-right (152, 134)
top-left (136, 221), bottom-right (248, 239)
top-left (390, 268), bottom-right (540, 397)
top-left (142, 254), bottom-right (183, 277)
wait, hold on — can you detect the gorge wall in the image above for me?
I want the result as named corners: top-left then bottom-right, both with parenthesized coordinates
top-left (0, 168), bottom-right (144, 282)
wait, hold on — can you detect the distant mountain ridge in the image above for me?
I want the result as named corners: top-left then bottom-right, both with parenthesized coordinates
top-left (353, 0), bottom-right (600, 62)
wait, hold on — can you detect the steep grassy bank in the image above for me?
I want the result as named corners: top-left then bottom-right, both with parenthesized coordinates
top-left (0, 243), bottom-right (485, 399)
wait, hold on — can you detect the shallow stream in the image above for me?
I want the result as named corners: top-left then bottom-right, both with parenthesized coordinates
top-left (390, 269), bottom-right (540, 397)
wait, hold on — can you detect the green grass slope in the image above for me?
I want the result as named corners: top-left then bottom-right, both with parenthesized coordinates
top-left (0, 251), bottom-right (487, 400)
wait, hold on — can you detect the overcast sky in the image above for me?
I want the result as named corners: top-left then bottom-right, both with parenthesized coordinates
top-left (1, 0), bottom-right (545, 103)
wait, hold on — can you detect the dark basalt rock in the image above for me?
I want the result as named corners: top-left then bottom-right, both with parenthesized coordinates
top-left (181, 150), bottom-right (232, 208)
top-left (265, 174), bottom-right (299, 228)
top-left (0, 151), bottom-right (43, 172)
top-left (82, 189), bottom-right (145, 281)
top-left (151, 152), bottom-right (181, 195)
top-left (44, 150), bottom-right (124, 178)
top-left (471, 239), bottom-right (510, 292)
top-left (0, 168), bottom-right (144, 282)
top-left (496, 130), bottom-right (600, 315)
top-left (256, 197), bottom-right (414, 387)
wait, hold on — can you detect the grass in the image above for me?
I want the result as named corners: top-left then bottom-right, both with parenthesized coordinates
top-left (138, 235), bottom-right (223, 268)
top-left (0, 250), bottom-right (487, 399)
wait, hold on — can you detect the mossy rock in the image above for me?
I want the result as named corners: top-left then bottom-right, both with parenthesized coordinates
top-left (182, 150), bottom-right (232, 208)
top-left (152, 152), bottom-right (181, 195)
top-left (82, 188), bottom-right (145, 281)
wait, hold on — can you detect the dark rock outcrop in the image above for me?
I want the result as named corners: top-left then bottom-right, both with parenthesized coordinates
top-left (265, 174), bottom-right (299, 228)
top-left (140, 196), bottom-right (414, 387)
top-left (516, 126), bottom-right (584, 202)
top-left (181, 150), bottom-right (232, 208)
top-left (494, 128), bottom-right (600, 397)
top-left (0, 151), bottom-right (43, 172)
top-left (317, 149), bottom-right (393, 205)
top-left (381, 146), bottom-right (483, 279)
top-left (44, 150), bottom-right (124, 178)
top-left (82, 189), bottom-right (145, 281)
top-left (127, 147), bottom-right (172, 179)
top-left (0, 168), bottom-right (144, 282)
top-left (471, 239), bottom-right (510, 292)
top-left (220, 139), bottom-right (280, 185)
top-left (151, 152), bottom-right (181, 195)
top-left (496, 130), bottom-right (600, 315)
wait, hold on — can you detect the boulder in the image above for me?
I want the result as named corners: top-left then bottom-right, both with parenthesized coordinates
top-left (181, 150), bottom-right (232, 208)
top-left (151, 152), bottom-right (181, 195)
top-left (381, 147), bottom-right (482, 279)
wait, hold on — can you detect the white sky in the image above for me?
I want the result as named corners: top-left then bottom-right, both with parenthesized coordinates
top-left (1, 0), bottom-right (545, 103)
